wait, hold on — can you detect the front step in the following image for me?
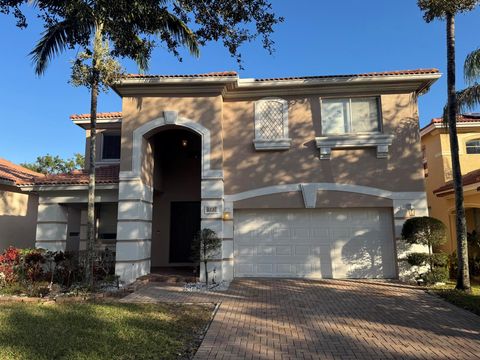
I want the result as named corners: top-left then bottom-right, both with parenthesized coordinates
top-left (137, 273), bottom-right (197, 284)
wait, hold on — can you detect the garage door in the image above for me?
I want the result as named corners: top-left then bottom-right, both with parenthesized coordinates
top-left (234, 208), bottom-right (396, 278)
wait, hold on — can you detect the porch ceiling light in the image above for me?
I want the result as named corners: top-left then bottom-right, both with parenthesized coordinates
top-left (223, 208), bottom-right (233, 220)
top-left (181, 139), bottom-right (188, 147)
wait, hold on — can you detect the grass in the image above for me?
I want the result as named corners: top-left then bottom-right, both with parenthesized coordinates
top-left (430, 281), bottom-right (480, 316)
top-left (0, 301), bottom-right (213, 360)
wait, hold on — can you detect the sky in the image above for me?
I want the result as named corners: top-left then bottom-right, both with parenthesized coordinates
top-left (1, 0), bottom-right (479, 164)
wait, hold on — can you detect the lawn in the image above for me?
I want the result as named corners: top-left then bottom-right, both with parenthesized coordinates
top-left (430, 282), bottom-right (480, 316)
top-left (0, 301), bottom-right (213, 360)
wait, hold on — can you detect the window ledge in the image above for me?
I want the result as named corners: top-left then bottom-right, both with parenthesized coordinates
top-left (315, 133), bottom-right (394, 159)
top-left (253, 138), bottom-right (292, 151)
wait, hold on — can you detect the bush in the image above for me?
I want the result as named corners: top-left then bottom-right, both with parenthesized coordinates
top-left (406, 252), bottom-right (429, 267)
top-left (431, 252), bottom-right (449, 268)
top-left (401, 217), bottom-right (447, 249)
top-left (0, 247), bottom-right (20, 284)
top-left (422, 267), bottom-right (449, 285)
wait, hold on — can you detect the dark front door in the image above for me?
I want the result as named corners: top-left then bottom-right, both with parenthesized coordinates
top-left (169, 201), bottom-right (201, 263)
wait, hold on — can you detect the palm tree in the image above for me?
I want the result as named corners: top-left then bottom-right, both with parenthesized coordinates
top-left (418, 0), bottom-right (477, 292)
top-left (29, 2), bottom-right (199, 286)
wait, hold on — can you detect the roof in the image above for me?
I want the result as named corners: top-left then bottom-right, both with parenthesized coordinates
top-left (124, 71), bottom-right (238, 80)
top-left (122, 69), bottom-right (438, 81)
top-left (420, 114), bottom-right (480, 136)
top-left (0, 158), bottom-right (44, 185)
top-left (70, 112), bottom-right (122, 120)
top-left (19, 165), bottom-right (119, 186)
top-left (433, 168), bottom-right (480, 196)
top-left (252, 69), bottom-right (440, 82)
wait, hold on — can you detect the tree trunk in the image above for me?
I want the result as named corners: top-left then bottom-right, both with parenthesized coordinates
top-left (85, 25), bottom-right (102, 288)
top-left (446, 13), bottom-right (471, 292)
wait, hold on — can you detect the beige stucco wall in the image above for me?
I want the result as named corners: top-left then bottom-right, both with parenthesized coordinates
top-left (0, 184), bottom-right (38, 251)
top-left (223, 93), bottom-right (424, 195)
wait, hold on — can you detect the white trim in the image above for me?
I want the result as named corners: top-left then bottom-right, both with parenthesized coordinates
top-left (315, 134), bottom-right (394, 159)
top-left (253, 139), bottom-right (292, 150)
top-left (420, 121), bottom-right (480, 137)
top-left (125, 112), bottom-right (217, 179)
top-left (225, 183), bottom-right (425, 202)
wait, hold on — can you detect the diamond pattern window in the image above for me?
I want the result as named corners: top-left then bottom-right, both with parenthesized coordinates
top-left (253, 98), bottom-right (291, 150)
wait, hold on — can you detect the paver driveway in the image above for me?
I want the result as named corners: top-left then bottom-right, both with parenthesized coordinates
top-left (123, 279), bottom-right (480, 359)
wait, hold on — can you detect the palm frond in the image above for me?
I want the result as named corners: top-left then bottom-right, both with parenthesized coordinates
top-left (30, 18), bottom-right (93, 76)
top-left (457, 84), bottom-right (480, 113)
top-left (159, 12), bottom-right (200, 57)
top-left (134, 36), bottom-right (149, 73)
top-left (464, 49), bottom-right (480, 84)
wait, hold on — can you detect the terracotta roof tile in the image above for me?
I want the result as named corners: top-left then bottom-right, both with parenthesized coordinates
top-left (433, 168), bottom-right (480, 196)
top-left (430, 114), bottom-right (480, 124)
top-left (18, 165), bottom-right (119, 186)
top-left (124, 71), bottom-right (238, 79)
top-left (70, 112), bottom-right (122, 120)
top-left (252, 69), bottom-right (440, 82)
top-left (0, 158), bottom-right (44, 185)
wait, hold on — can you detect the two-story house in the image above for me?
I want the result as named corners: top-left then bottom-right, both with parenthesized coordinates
top-left (18, 69), bottom-right (440, 284)
top-left (421, 115), bottom-right (480, 253)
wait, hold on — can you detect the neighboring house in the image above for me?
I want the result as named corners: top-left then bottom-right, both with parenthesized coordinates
top-left (0, 159), bottom-right (43, 250)
top-left (17, 69), bottom-right (440, 284)
top-left (421, 114), bottom-right (480, 253)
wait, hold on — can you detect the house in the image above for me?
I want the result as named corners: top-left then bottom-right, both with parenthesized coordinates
top-left (17, 69), bottom-right (440, 284)
top-left (421, 115), bottom-right (480, 253)
top-left (0, 159), bottom-right (43, 250)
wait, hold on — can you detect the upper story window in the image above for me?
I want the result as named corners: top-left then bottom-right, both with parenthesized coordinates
top-left (321, 97), bottom-right (381, 135)
top-left (102, 132), bottom-right (121, 160)
top-left (253, 98), bottom-right (291, 150)
top-left (466, 139), bottom-right (480, 154)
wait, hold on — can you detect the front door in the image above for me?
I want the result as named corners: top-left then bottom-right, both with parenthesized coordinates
top-left (169, 201), bottom-right (201, 263)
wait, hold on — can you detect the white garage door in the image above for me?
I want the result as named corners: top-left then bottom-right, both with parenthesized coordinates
top-left (234, 208), bottom-right (396, 278)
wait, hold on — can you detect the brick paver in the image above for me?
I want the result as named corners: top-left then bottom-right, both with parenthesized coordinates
top-left (123, 279), bottom-right (480, 359)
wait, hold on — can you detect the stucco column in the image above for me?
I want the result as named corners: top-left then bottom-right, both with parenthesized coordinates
top-left (115, 177), bottom-right (153, 284)
top-left (35, 201), bottom-right (68, 251)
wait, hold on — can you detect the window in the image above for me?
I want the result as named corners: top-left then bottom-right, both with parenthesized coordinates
top-left (321, 97), bottom-right (381, 135)
top-left (466, 139), bottom-right (480, 154)
top-left (253, 98), bottom-right (291, 150)
top-left (102, 133), bottom-right (121, 160)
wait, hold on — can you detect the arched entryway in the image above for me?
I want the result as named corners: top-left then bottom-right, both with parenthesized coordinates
top-left (149, 127), bottom-right (201, 270)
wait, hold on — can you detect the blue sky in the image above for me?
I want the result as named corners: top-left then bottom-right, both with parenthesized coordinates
top-left (1, 0), bottom-right (479, 164)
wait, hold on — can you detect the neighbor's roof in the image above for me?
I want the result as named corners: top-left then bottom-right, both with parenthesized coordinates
top-left (433, 168), bottom-right (480, 196)
top-left (19, 165), bottom-right (120, 186)
top-left (122, 68), bottom-right (439, 81)
top-left (0, 158), bottom-right (44, 186)
top-left (420, 114), bottom-right (480, 136)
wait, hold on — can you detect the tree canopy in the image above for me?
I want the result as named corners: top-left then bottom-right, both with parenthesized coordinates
top-left (417, 0), bottom-right (478, 22)
top-left (401, 216), bottom-right (447, 249)
top-left (21, 153), bottom-right (84, 174)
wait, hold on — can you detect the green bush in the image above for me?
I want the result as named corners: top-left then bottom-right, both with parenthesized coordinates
top-left (422, 267), bottom-right (449, 285)
top-left (431, 252), bottom-right (449, 268)
top-left (406, 252), bottom-right (430, 267)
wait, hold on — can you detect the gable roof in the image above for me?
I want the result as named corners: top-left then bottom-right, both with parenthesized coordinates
top-left (0, 158), bottom-right (44, 186)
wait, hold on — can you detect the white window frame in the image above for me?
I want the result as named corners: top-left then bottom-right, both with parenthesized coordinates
top-left (466, 139), bottom-right (480, 154)
top-left (253, 97), bottom-right (291, 150)
top-left (100, 131), bottom-right (121, 162)
top-left (316, 96), bottom-right (392, 159)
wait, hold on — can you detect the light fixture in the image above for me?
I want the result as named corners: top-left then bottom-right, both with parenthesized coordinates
top-left (406, 203), bottom-right (415, 217)
top-left (181, 139), bottom-right (188, 147)
top-left (223, 208), bottom-right (233, 220)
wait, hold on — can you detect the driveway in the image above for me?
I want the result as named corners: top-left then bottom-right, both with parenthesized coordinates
top-left (123, 279), bottom-right (480, 359)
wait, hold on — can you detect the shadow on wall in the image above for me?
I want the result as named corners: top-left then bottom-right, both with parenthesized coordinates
top-left (0, 188), bottom-right (38, 251)
top-left (222, 94), bottom-right (424, 195)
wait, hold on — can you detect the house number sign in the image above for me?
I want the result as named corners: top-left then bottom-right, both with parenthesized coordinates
top-left (204, 206), bottom-right (219, 214)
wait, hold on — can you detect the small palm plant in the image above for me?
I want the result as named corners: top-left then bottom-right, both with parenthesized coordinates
top-left (191, 228), bottom-right (221, 286)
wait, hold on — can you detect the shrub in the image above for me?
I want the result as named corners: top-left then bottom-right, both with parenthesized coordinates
top-left (401, 216), bottom-right (447, 250)
top-left (406, 252), bottom-right (430, 267)
top-left (431, 252), bottom-right (449, 268)
top-left (0, 247), bottom-right (20, 285)
top-left (422, 267), bottom-right (449, 285)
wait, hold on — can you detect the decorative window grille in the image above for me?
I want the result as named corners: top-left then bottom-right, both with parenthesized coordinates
top-left (253, 98), bottom-right (290, 150)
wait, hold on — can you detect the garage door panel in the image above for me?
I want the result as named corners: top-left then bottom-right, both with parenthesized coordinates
top-left (234, 208), bottom-right (395, 279)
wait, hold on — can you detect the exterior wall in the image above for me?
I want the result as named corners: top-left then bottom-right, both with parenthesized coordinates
top-left (223, 93), bottom-right (424, 195)
top-left (422, 126), bottom-right (480, 253)
top-left (0, 184), bottom-right (38, 251)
